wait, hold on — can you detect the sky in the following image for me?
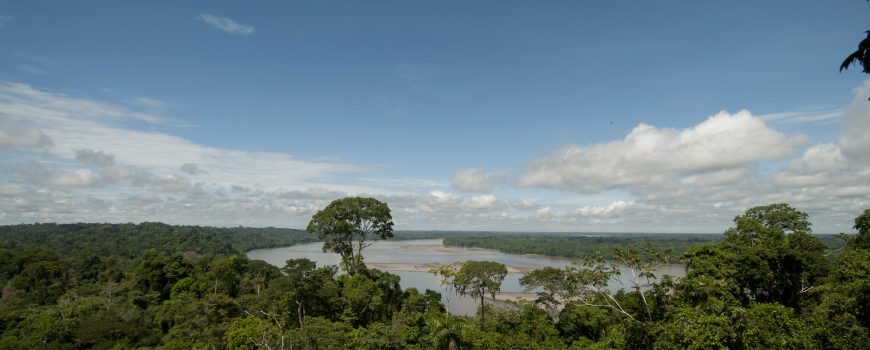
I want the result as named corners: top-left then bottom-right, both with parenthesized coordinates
top-left (1, 1), bottom-right (869, 233)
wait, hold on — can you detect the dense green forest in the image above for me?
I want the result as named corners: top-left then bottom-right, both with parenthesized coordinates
top-left (0, 204), bottom-right (868, 349)
top-left (437, 233), bottom-right (846, 260)
top-left (442, 234), bottom-right (721, 260)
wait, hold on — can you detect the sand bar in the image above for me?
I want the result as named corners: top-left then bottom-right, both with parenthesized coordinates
top-left (366, 262), bottom-right (538, 274)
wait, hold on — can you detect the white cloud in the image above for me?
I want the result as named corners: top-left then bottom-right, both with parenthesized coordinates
top-left (519, 110), bottom-right (802, 192)
top-left (41, 169), bottom-right (100, 188)
top-left (468, 194), bottom-right (497, 209)
top-left (0, 118), bottom-right (52, 149)
top-left (0, 81), bottom-right (420, 228)
top-left (0, 83), bottom-right (366, 191)
top-left (179, 163), bottom-right (200, 175)
top-left (150, 174), bottom-right (191, 193)
top-left (758, 107), bottom-right (842, 124)
top-left (510, 200), bottom-right (539, 210)
top-left (2, 79), bottom-right (869, 233)
top-left (126, 96), bottom-right (168, 108)
top-left (0, 82), bottom-right (188, 126)
top-left (75, 149), bottom-right (115, 167)
top-left (838, 80), bottom-right (870, 162)
top-left (417, 191), bottom-right (503, 213)
top-left (451, 168), bottom-right (491, 193)
top-left (788, 144), bottom-right (847, 174)
top-left (197, 14), bottom-right (255, 36)
top-left (576, 200), bottom-right (634, 217)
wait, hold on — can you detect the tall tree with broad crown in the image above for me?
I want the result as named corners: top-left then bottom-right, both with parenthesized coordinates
top-left (306, 197), bottom-right (393, 275)
top-left (454, 260), bottom-right (507, 326)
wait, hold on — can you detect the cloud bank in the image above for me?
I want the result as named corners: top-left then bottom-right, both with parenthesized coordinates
top-left (1, 80), bottom-right (868, 233)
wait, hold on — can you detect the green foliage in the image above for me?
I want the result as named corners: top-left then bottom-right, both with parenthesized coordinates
top-left (522, 245), bottom-right (675, 325)
top-left (653, 306), bottom-right (735, 350)
top-left (716, 204), bottom-right (828, 309)
top-left (339, 273), bottom-right (385, 326)
top-left (485, 302), bottom-right (562, 348)
top-left (349, 322), bottom-right (405, 350)
top-left (853, 209), bottom-right (870, 249)
top-left (444, 233), bottom-right (720, 260)
top-left (841, 30), bottom-right (870, 73)
top-left (0, 206), bottom-right (868, 349)
top-left (0, 222), bottom-right (312, 258)
top-left (224, 316), bottom-right (282, 350)
top-left (739, 203), bottom-right (812, 235)
top-left (287, 316), bottom-right (352, 349)
top-left (737, 303), bottom-right (813, 349)
top-left (307, 197), bottom-right (394, 275)
top-left (455, 260), bottom-right (507, 325)
top-left (518, 266), bottom-right (570, 313)
top-left (558, 302), bottom-right (613, 341)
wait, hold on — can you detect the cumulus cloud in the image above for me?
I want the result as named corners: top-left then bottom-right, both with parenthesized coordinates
top-left (417, 191), bottom-right (504, 214)
top-left (468, 194), bottom-right (497, 209)
top-left (451, 168), bottom-right (491, 192)
top-left (75, 149), bottom-right (115, 167)
top-left (0, 118), bottom-right (52, 149)
top-left (576, 200), bottom-right (634, 217)
top-left (519, 110), bottom-right (802, 192)
top-left (197, 14), bottom-right (255, 36)
top-left (838, 80), bottom-right (870, 162)
top-left (510, 200), bottom-right (539, 210)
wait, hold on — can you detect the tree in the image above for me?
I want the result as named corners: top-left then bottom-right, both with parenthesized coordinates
top-left (306, 197), bottom-right (394, 275)
top-left (281, 258), bottom-right (317, 328)
top-left (521, 245), bottom-right (674, 324)
top-left (518, 266), bottom-right (569, 315)
top-left (853, 209), bottom-right (870, 249)
top-left (856, 209), bottom-right (870, 235)
top-left (429, 261), bottom-right (462, 313)
top-left (454, 260), bottom-right (507, 325)
top-left (722, 203), bottom-right (827, 309)
top-left (841, 31), bottom-right (870, 73)
top-left (224, 315), bottom-right (283, 350)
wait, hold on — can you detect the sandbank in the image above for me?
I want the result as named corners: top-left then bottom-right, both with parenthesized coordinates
top-left (366, 262), bottom-right (537, 274)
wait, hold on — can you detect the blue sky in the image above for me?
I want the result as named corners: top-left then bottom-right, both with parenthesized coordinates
top-left (1, 1), bottom-right (869, 233)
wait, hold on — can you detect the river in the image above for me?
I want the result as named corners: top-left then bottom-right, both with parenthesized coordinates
top-left (247, 239), bottom-right (684, 316)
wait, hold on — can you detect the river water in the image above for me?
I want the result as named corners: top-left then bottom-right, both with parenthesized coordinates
top-left (247, 239), bottom-right (684, 316)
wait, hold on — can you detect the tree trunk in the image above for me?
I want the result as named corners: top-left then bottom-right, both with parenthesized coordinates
top-left (479, 293), bottom-right (485, 326)
top-left (296, 300), bottom-right (304, 328)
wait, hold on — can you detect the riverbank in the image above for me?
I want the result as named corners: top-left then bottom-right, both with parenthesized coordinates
top-left (366, 262), bottom-right (538, 274)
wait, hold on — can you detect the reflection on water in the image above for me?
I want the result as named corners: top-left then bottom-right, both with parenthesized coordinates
top-left (247, 239), bottom-right (685, 316)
